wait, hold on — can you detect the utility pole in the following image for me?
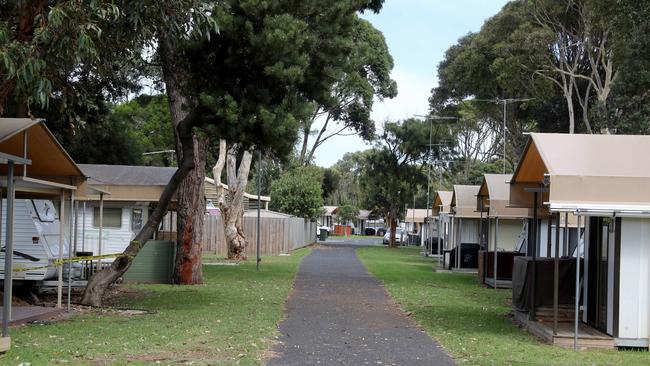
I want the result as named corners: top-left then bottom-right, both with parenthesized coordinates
top-left (468, 98), bottom-right (534, 173)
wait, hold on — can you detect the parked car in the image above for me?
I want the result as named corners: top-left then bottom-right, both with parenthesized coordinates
top-left (382, 228), bottom-right (406, 245)
top-left (376, 228), bottom-right (387, 236)
top-left (364, 228), bottom-right (376, 236)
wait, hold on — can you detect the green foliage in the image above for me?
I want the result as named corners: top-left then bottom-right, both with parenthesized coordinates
top-left (111, 94), bottom-right (175, 166)
top-left (321, 168), bottom-right (340, 201)
top-left (313, 18), bottom-right (397, 140)
top-left (270, 166), bottom-right (324, 220)
top-left (327, 150), bottom-right (370, 206)
top-left (246, 157), bottom-right (284, 197)
top-left (186, 0), bottom-right (387, 159)
top-left (335, 204), bottom-right (359, 225)
top-left (0, 0), bottom-right (216, 123)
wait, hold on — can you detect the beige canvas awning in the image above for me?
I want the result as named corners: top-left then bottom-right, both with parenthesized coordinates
top-left (404, 209), bottom-right (428, 223)
top-left (478, 174), bottom-right (532, 219)
top-left (0, 118), bottom-right (84, 183)
top-left (511, 133), bottom-right (650, 215)
top-left (0, 118), bottom-right (85, 197)
top-left (451, 185), bottom-right (481, 218)
top-left (432, 191), bottom-right (453, 216)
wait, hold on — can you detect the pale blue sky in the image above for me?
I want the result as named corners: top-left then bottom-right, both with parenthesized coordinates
top-left (311, 0), bottom-right (510, 167)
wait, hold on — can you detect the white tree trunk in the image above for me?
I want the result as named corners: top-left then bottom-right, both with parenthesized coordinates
top-left (212, 142), bottom-right (253, 260)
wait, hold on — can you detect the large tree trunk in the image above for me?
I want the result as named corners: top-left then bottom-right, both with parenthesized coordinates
top-left (81, 114), bottom-right (198, 306)
top-left (159, 30), bottom-right (206, 283)
top-left (388, 212), bottom-right (398, 248)
top-left (225, 146), bottom-right (253, 260)
top-left (212, 143), bottom-right (253, 260)
top-left (174, 134), bottom-right (208, 284)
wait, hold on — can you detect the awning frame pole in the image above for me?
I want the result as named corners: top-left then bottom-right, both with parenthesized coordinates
top-left (2, 162), bottom-right (15, 337)
top-left (22, 131), bottom-right (27, 177)
top-left (57, 190), bottom-right (65, 308)
top-left (437, 217), bottom-right (442, 268)
top-left (67, 191), bottom-right (75, 312)
top-left (564, 212), bottom-right (569, 257)
top-left (547, 215), bottom-right (552, 257)
top-left (574, 214), bottom-right (582, 351)
top-left (82, 201), bottom-right (86, 252)
top-left (98, 193), bottom-right (104, 271)
top-left (529, 191), bottom-right (539, 321)
top-left (553, 212), bottom-right (560, 336)
top-left (494, 216), bottom-right (499, 289)
top-left (457, 218), bottom-right (463, 269)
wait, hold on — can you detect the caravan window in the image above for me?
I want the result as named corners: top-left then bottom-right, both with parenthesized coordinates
top-left (132, 208), bottom-right (143, 231)
top-left (32, 200), bottom-right (57, 222)
top-left (93, 207), bottom-right (122, 228)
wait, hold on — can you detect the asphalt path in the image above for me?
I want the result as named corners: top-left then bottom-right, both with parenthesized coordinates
top-left (266, 240), bottom-right (454, 366)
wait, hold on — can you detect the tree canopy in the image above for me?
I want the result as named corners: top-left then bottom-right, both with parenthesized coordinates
top-left (270, 166), bottom-right (324, 221)
top-left (299, 17), bottom-right (397, 164)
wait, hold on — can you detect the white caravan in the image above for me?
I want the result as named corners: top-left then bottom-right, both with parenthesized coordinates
top-left (0, 199), bottom-right (70, 281)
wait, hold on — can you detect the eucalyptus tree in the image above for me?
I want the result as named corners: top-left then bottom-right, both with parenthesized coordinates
top-left (184, 0), bottom-right (386, 260)
top-left (298, 18), bottom-right (397, 165)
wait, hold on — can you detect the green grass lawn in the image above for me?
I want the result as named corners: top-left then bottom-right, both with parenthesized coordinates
top-left (356, 246), bottom-right (649, 366)
top-left (3, 248), bottom-right (310, 366)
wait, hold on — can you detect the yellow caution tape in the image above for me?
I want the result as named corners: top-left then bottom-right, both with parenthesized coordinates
top-left (9, 253), bottom-right (130, 273)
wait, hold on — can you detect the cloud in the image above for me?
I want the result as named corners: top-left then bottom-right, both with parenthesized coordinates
top-left (370, 66), bottom-right (436, 125)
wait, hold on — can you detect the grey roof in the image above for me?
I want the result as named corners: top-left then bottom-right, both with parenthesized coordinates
top-left (358, 210), bottom-right (371, 220)
top-left (79, 164), bottom-right (176, 186)
top-left (243, 210), bottom-right (294, 218)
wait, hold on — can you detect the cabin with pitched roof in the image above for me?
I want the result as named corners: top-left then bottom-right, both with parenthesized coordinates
top-left (510, 133), bottom-right (650, 349)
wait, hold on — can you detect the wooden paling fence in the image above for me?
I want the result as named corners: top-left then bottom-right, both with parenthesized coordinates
top-left (203, 215), bottom-right (317, 256)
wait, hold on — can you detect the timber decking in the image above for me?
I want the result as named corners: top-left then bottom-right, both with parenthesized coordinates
top-left (0, 306), bottom-right (64, 327)
top-left (484, 277), bottom-right (512, 289)
top-left (514, 310), bottom-right (615, 349)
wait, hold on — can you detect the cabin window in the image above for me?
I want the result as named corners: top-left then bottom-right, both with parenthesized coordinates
top-left (132, 208), bottom-right (143, 231)
top-left (93, 207), bottom-right (122, 228)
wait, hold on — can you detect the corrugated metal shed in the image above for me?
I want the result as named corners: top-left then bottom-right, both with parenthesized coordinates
top-left (123, 240), bottom-right (175, 284)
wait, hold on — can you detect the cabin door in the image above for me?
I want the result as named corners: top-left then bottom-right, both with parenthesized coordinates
top-left (586, 217), bottom-right (616, 335)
